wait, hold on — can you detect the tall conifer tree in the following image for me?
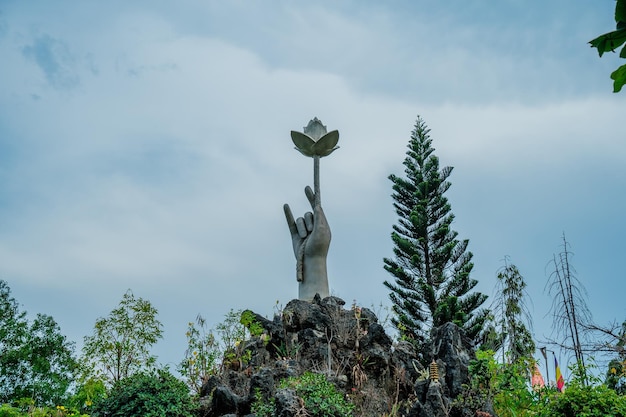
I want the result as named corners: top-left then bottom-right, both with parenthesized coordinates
top-left (492, 258), bottom-right (535, 363)
top-left (384, 116), bottom-right (488, 356)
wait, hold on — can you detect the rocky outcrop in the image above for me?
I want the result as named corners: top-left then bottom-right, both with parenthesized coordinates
top-left (431, 322), bottom-right (474, 399)
top-left (198, 295), bottom-right (478, 417)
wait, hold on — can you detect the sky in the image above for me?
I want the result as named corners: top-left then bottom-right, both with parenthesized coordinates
top-left (1, 0), bottom-right (624, 382)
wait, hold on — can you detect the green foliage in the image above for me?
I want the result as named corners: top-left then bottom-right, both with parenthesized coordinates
top-left (537, 382), bottom-right (626, 417)
top-left (91, 369), bottom-right (195, 417)
top-left (589, 0), bottom-right (626, 92)
top-left (240, 309), bottom-right (264, 338)
top-left (216, 309), bottom-right (256, 370)
top-left (24, 314), bottom-right (78, 406)
top-left (215, 309), bottom-right (247, 355)
top-left (0, 280), bottom-right (77, 406)
top-left (0, 404), bottom-right (21, 417)
top-left (454, 350), bottom-right (539, 417)
top-left (433, 296), bottom-right (467, 328)
top-left (605, 320), bottom-right (626, 394)
top-left (180, 308), bottom-right (258, 387)
top-left (81, 290), bottom-right (163, 385)
top-left (178, 315), bottom-right (219, 395)
top-left (492, 358), bottom-right (538, 417)
top-left (458, 350), bottom-right (626, 417)
top-left (611, 64), bottom-right (626, 92)
top-left (491, 259), bottom-right (535, 363)
top-left (606, 359), bottom-right (626, 394)
top-left (383, 116), bottom-right (488, 359)
top-left (272, 341), bottom-right (302, 360)
top-left (69, 378), bottom-right (106, 415)
top-left (0, 281), bottom-right (28, 403)
top-left (570, 359), bottom-right (603, 386)
top-left (453, 350), bottom-right (497, 416)
top-left (279, 371), bottom-right (355, 417)
top-left (0, 402), bottom-right (89, 417)
top-left (250, 389), bottom-right (275, 417)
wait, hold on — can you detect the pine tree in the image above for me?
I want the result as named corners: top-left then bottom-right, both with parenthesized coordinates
top-left (383, 116), bottom-right (488, 357)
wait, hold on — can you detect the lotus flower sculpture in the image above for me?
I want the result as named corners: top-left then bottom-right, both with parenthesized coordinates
top-left (290, 117), bottom-right (339, 158)
top-left (284, 117), bottom-right (338, 301)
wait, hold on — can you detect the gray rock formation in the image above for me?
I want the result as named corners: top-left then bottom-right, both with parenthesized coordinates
top-left (431, 322), bottom-right (473, 399)
top-left (198, 296), bottom-right (478, 417)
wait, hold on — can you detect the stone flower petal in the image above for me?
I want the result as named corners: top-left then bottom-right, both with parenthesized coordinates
top-left (312, 130), bottom-right (339, 155)
top-left (294, 147), bottom-right (316, 157)
top-left (303, 118), bottom-right (327, 140)
top-left (316, 146), bottom-right (340, 157)
top-left (291, 131), bottom-right (315, 156)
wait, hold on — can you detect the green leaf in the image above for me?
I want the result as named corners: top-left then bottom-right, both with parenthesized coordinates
top-left (616, 0), bottom-right (626, 24)
top-left (589, 29), bottom-right (626, 56)
top-left (590, 34), bottom-right (608, 56)
top-left (611, 63), bottom-right (626, 92)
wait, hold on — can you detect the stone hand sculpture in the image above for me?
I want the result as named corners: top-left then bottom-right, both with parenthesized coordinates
top-left (283, 186), bottom-right (330, 301)
top-left (284, 118), bottom-right (339, 301)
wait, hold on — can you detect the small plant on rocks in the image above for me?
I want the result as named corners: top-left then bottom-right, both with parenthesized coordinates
top-left (279, 372), bottom-right (355, 417)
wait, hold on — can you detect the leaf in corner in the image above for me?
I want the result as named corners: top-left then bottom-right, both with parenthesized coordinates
top-left (589, 29), bottom-right (626, 56)
top-left (616, 0), bottom-right (626, 25)
top-left (610, 63), bottom-right (626, 92)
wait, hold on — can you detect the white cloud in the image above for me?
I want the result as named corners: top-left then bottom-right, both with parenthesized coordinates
top-left (1, 1), bottom-right (624, 372)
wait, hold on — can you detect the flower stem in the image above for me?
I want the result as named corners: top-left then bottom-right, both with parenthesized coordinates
top-left (314, 156), bottom-right (320, 206)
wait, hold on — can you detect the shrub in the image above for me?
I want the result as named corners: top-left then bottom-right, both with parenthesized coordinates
top-left (453, 350), bottom-right (539, 417)
top-left (537, 382), bottom-right (626, 417)
top-left (69, 378), bottom-right (106, 415)
top-left (280, 371), bottom-right (354, 417)
top-left (457, 351), bottom-right (626, 417)
top-left (492, 358), bottom-right (538, 417)
top-left (178, 315), bottom-right (220, 394)
top-left (0, 404), bottom-right (21, 417)
top-left (606, 359), bottom-right (626, 394)
top-left (0, 403), bottom-right (89, 417)
top-left (92, 369), bottom-right (195, 417)
top-left (250, 389), bottom-right (275, 417)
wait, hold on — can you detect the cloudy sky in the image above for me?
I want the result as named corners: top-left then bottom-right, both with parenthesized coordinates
top-left (1, 0), bottom-right (624, 380)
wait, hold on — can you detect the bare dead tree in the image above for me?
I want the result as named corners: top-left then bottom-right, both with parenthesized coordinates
top-left (579, 320), bottom-right (626, 392)
top-left (545, 234), bottom-right (592, 384)
top-left (582, 320), bottom-right (626, 358)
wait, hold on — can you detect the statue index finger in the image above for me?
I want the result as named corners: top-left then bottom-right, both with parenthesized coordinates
top-left (304, 186), bottom-right (317, 209)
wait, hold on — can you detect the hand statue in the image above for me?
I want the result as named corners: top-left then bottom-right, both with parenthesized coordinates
top-left (284, 117), bottom-right (338, 301)
top-left (283, 185), bottom-right (330, 301)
